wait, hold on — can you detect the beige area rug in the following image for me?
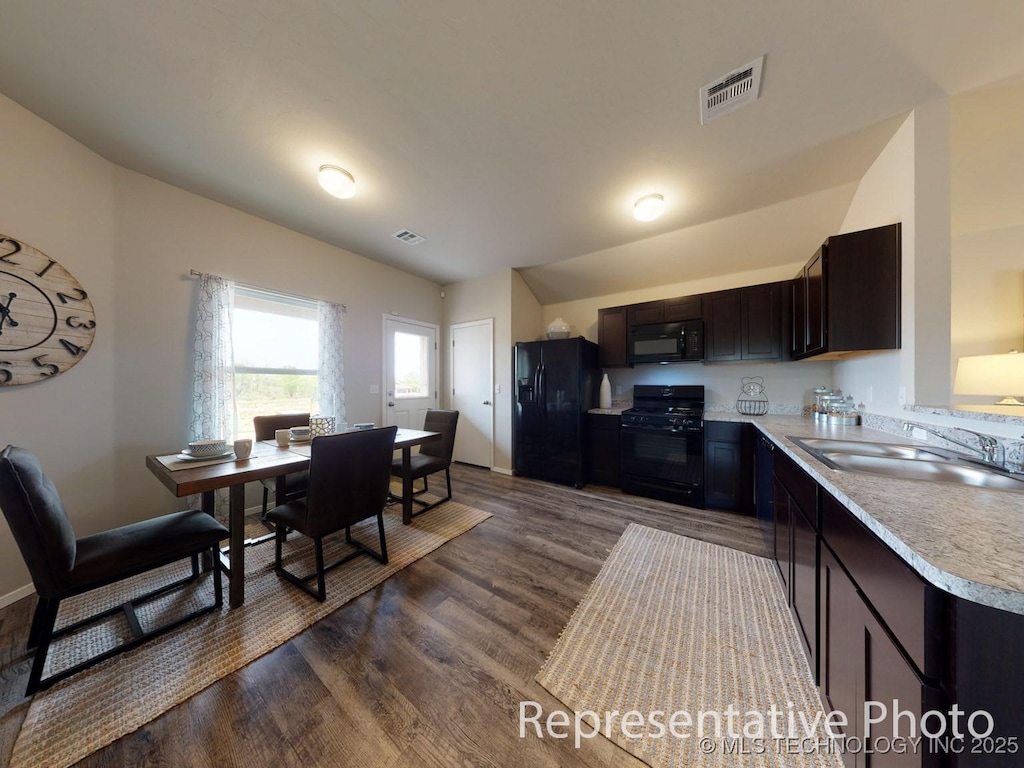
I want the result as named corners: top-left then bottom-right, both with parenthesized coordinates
top-left (11, 501), bottom-right (491, 768)
top-left (536, 524), bottom-right (842, 768)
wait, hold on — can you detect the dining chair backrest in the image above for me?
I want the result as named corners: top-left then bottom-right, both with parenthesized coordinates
top-left (254, 413), bottom-right (311, 441)
top-left (301, 426), bottom-right (398, 539)
top-left (0, 446), bottom-right (78, 598)
top-left (419, 409), bottom-right (459, 462)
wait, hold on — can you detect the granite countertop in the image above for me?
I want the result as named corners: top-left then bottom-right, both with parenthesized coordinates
top-left (588, 407), bottom-right (628, 416)
top-left (711, 414), bottom-right (1024, 614)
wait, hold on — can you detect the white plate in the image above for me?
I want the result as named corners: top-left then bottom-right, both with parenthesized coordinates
top-left (175, 448), bottom-right (234, 461)
top-left (289, 437), bottom-right (311, 444)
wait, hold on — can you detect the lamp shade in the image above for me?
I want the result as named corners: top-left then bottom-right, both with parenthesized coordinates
top-left (318, 165), bottom-right (356, 199)
top-left (953, 351), bottom-right (1024, 404)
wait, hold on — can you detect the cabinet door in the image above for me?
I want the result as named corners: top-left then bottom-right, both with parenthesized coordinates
top-left (791, 276), bottom-right (806, 357)
top-left (586, 414), bottom-right (620, 487)
top-left (827, 223), bottom-right (901, 353)
top-left (627, 300), bottom-right (664, 326)
top-left (704, 422), bottom-right (753, 513)
top-left (791, 503), bottom-right (818, 678)
top-left (821, 544), bottom-right (937, 768)
top-left (704, 289), bottom-right (742, 362)
top-left (740, 283), bottom-right (782, 360)
top-left (664, 295), bottom-right (702, 321)
top-left (819, 546), bottom-right (860, 768)
top-left (773, 478), bottom-right (792, 597)
top-left (805, 247), bottom-right (826, 356)
top-left (597, 306), bottom-right (628, 368)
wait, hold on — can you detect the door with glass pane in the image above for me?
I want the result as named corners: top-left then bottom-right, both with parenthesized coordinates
top-left (383, 317), bottom-right (438, 428)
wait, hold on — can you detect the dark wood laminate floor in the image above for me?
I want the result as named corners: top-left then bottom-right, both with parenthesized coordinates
top-left (0, 465), bottom-right (767, 767)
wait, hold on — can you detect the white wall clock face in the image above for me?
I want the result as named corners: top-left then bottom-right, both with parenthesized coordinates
top-left (0, 233), bottom-right (97, 386)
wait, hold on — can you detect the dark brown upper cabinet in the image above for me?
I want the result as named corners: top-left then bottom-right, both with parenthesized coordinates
top-left (664, 295), bottom-right (702, 322)
top-left (792, 223), bottom-right (901, 360)
top-left (704, 282), bottom-right (783, 363)
top-left (597, 305), bottom-right (628, 368)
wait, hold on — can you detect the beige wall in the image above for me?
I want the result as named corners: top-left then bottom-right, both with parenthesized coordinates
top-left (949, 78), bottom-right (1024, 403)
top-left (0, 94), bottom-right (442, 603)
top-left (0, 93), bottom-right (119, 603)
top-left (835, 103), bottom-right (952, 414)
top-left (442, 270), bottom-right (513, 471)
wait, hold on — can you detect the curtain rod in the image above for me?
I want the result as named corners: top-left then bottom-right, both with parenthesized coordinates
top-left (189, 269), bottom-right (346, 310)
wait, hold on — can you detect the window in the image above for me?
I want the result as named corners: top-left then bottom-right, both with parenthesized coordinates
top-left (232, 286), bottom-right (318, 440)
top-left (393, 330), bottom-right (430, 398)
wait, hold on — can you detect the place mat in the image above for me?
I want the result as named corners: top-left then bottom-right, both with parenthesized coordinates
top-left (154, 452), bottom-right (239, 471)
top-left (536, 524), bottom-right (840, 768)
top-left (11, 500), bottom-right (491, 768)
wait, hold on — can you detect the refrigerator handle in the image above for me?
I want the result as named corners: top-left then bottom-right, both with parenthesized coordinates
top-left (538, 363), bottom-right (545, 408)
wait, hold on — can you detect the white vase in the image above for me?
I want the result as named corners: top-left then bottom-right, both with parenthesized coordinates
top-left (599, 373), bottom-right (612, 409)
top-left (546, 317), bottom-right (571, 339)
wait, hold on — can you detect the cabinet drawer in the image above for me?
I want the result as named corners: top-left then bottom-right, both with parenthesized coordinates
top-left (820, 492), bottom-right (938, 677)
top-left (774, 449), bottom-right (817, 525)
top-left (665, 295), bottom-right (702, 321)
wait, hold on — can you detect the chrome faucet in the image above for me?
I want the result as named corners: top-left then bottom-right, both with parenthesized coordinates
top-left (902, 421), bottom-right (1005, 466)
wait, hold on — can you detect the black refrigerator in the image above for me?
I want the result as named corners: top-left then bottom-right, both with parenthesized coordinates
top-left (513, 337), bottom-right (599, 488)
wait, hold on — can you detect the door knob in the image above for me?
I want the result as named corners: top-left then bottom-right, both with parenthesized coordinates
top-left (388, 401), bottom-right (395, 407)
top-left (483, 400), bottom-right (492, 405)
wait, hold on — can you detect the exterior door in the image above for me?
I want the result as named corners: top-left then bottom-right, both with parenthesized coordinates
top-left (450, 319), bottom-right (493, 468)
top-left (383, 316), bottom-right (438, 428)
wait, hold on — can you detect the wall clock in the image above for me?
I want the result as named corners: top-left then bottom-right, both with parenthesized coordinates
top-left (0, 233), bottom-right (96, 387)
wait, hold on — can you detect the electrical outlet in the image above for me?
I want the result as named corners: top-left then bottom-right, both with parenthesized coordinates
top-left (898, 386), bottom-right (907, 405)
top-left (615, 385), bottom-right (623, 395)
top-left (369, 384), bottom-right (379, 395)
top-left (495, 383), bottom-right (501, 394)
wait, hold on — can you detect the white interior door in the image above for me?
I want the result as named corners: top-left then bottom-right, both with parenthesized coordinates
top-left (450, 319), bottom-right (494, 468)
top-left (383, 316), bottom-right (438, 428)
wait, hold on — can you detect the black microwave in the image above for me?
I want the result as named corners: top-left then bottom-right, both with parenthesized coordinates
top-left (628, 320), bottom-right (704, 364)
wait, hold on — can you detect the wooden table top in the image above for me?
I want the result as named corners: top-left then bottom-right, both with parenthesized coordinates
top-left (146, 427), bottom-right (441, 498)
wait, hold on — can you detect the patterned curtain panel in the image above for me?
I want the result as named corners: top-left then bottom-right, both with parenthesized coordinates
top-left (189, 273), bottom-right (235, 514)
top-left (317, 300), bottom-right (347, 427)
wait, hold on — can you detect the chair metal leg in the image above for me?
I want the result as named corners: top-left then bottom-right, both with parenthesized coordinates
top-left (376, 512), bottom-right (388, 563)
top-left (314, 538), bottom-right (326, 602)
top-left (27, 596), bottom-right (53, 651)
top-left (26, 598), bottom-right (60, 696)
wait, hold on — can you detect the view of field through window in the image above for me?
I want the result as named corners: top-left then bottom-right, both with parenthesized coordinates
top-left (232, 287), bottom-right (319, 440)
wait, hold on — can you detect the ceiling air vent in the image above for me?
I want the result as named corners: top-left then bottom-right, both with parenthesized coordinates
top-left (700, 55), bottom-right (764, 125)
top-left (393, 229), bottom-right (425, 245)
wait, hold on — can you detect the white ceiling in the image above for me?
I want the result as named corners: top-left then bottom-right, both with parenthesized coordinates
top-left (1, 1), bottom-right (1022, 302)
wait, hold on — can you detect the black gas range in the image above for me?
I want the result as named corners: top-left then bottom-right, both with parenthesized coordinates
top-left (620, 385), bottom-right (705, 508)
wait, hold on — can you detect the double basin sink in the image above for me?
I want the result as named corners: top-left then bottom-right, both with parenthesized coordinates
top-left (788, 436), bottom-right (1024, 492)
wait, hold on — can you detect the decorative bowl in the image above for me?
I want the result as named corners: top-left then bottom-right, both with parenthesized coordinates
top-left (289, 425), bottom-right (312, 440)
top-left (187, 439), bottom-right (228, 456)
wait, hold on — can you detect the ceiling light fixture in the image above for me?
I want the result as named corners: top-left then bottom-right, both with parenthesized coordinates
top-left (633, 193), bottom-right (665, 222)
top-left (318, 165), bottom-right (356, 199)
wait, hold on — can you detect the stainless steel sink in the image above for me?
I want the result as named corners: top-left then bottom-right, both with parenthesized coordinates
top-left (788, 436), bottom-right (1024, 492)
top-left (792, 437), bottom-right (955, 461)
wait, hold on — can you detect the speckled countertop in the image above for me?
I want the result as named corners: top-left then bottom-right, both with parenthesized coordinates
top-left (710, 414), bottom-right (1024, 615)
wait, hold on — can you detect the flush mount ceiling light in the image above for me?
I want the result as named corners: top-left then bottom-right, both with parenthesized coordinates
top-left (633, 193), bottom-right (665, 222)
top-left (317, 165), bottom-right (356, 199)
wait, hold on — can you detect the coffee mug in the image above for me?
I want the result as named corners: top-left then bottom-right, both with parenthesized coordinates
top-left (233, 438), bottom-right (252, 460)
top-left (275, 428), bottom-right (291, 447)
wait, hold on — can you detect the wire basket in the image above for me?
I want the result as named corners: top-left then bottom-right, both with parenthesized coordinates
top-left (736, 377), bottom-right (769, 415)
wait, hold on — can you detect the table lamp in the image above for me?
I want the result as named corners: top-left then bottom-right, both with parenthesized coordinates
top-left (953, 350), bottom-right (1024, 405)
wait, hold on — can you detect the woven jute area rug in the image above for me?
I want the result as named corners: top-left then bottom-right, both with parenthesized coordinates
top-left (11, 501), bottom-right (491, 768)
top-left (536, 524), bottom-right (842, 768)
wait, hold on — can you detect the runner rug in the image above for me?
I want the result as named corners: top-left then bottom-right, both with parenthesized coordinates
top-left (536, 524), bottom-right (842, 768)
top-left (11, 501), bottom-right (491, 768)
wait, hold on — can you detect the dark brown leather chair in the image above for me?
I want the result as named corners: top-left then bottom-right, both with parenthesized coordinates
top-left (391, 409), bottom-right (458, 516)
top-left (266, 426), bottom-right (397, 601)
top-left (0, 446), bottom-right (228, 695)
top-left (253, 413), bottom-right (310, 519)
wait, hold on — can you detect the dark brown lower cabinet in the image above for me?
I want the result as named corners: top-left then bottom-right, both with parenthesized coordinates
top-left (820, 544), bottom-right (941, 768)
top-left (586, 413), bottom-right (620, 487)
top-left (704, 421), bottom-right (753, 512)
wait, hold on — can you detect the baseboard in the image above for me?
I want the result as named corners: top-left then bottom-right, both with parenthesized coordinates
top-left (0, 582), bottom-right (35, 610)
top-left (490, 466), bottom-right (513, 476)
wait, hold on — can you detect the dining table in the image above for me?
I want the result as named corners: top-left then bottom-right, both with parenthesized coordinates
top-left (145, 427), bottom-right (441, 608)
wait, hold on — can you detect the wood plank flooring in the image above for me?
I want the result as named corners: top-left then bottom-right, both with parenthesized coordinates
top-left (0, 465), bottom-right (767, 767)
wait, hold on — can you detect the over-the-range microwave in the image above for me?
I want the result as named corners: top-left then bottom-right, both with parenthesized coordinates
top-left (628, 320), bottom-right (704, 365)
